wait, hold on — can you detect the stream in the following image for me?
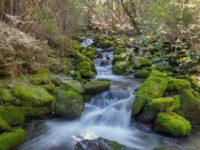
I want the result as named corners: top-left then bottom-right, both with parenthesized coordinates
top-left (16, 39), bottom-right (199, 150)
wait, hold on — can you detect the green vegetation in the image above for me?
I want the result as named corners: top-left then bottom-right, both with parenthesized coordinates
top-left (84, 81), bottom-right (111, 94)
top-left (155, 112), bottom-right (191, 137)
top-left (133, 76), bottom-right (168, 115)
top-left (0, 128), bottom-right (26, 150)
top-left (56, 90), bottom-right (83, 119)
top-left (0, 117), bottom-right (11, 132)
top-left (12, 85), bottom-right (54, 107)
top-left (135, 70), bottom-right (150, 78)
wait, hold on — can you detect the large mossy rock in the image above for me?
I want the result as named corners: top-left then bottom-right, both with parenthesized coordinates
top-left (179, 88), bottom-right (200, 124)
top-left (12, 85), bottom-right (54, 107)
top-left (0, 106), bottom-right (51, 127)
top-left (0, 117), bottom-right (11, 132)
top-left (84, 81), bottom-right (111, 94)
top-left (112, 61), bottom-right (129, 75)
top-left (76, 61), bottom-right (96, 78)
top-left (0, 106), bottom-right (25, 126)
top-left (0, 128), bottom-right (26, 150)
top-left (133, 76), bottom-right (168, 115)
top-left (56, 90), bottom-right (83, 119)
top-left (131, 56), bottom-right (152, 68)
top-left (59, 79), bottom-right (84, 94)
top-left (167, 78), bottom-right (190, 93)
top-left (155, 112), bottom-right (191, 137)
top-left (135, 70), bottom-right (150, 79)
top-left (138, 96), bottom-right (180, 122)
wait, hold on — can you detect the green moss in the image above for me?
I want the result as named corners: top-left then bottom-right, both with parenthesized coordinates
top-left (149, 70), bottom-right (168, 78)
top-left (112, 61), bottom-right (129, 75)
top-left (155, 112), bottom-right (191, 137)
top-left (76, 61), bottom-right (96, 78)
top-left (99, 40), bottom-right (115, 48)
top-left (0, 117), bottom-right (11, 132)
top-left (79, 47), bottom-right (95, 60)
top-left (43, 82), bottom-right (56, 93)
top-left (179, 88), bottom-right (200, 124)
top-left (114, 47), bottom-right (127, 55)
top-left (0, 88), bottom-right (15, 104)
top-left (59, 79), bottom-right (84, 94)
top-left (74, 71), bottom-right (82, 80)
top-left (29, 71), bottom-right (52, 85)
top-left (132, 56), bottom-right (152, 68)
top-left (140, 96), bottom-right (180, 122)
top-left (12, 85), bottom-right (54, 107)
top-left (167, 78), bottom-right (190, 92)
top-left (135, 70), bottom-right (150, 78)
top-left (0, 128), bottom-right (26, 150)
top-left (133, 76), bottom-right (168, 115)
top-left (77, 61), bottom-right (92, 71)
top-left (0, 106), bottom-right (25, 126)
top-left (56, 90), bottom-right (83, 119)
top-left (84, 81), bottom-right (111, 94)
top-left (113, 54), bottom-right (123, 64)
top-left (107, 140), bottom-right (123, 150)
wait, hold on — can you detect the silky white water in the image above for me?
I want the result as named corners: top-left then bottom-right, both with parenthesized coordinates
top-left (18, 40), bottom-right (162, 150)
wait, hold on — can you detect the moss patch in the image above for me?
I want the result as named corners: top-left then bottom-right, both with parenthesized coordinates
top-left (0, 128), bottom-right (26, 150)
top-left (0, 88), bottom-right (15, 104)
top-left (132, 56), bottom-right (152, 68)
top-left (112, 61), bottom-right (129, 75)
top-left (155, 112), bottom-right (191, 137)
top-left (0, 106), bottom-right (25, 126)
top-left (135, 70), bottom-right (150, 78)
top-left (84, 81), bottom-right (111, 94)
top-left (179, 88), bottom-right (200, 124)
top-left (12, 85), bottom-right (54, 107)
top-left (167, 78), bottom-right (190, 93)
top-left (0, 117), bottom-right (11, 132)
top-left (139, 96), bottom-right (180, 122)
top-left (133, 76), bottom-right (168, 115)
top-left (56, 90), bottom-right (83, 119)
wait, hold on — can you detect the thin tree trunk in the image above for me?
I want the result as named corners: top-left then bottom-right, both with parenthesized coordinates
top-left (120, 0), bottom-right (140, 34)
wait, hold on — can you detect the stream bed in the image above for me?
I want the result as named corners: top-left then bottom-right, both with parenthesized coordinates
top-left (17, 39), bottom-right (200, 150)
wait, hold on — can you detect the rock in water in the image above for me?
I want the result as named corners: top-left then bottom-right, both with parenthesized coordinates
top-left (75, 138), bottom-right (123, 150)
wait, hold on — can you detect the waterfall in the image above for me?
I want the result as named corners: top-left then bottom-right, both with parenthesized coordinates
top-left (18, 39), bottom-right (162, 150)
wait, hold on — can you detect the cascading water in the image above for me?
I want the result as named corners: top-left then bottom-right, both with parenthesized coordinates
top-left (17, 38), bottom-right (162, 150)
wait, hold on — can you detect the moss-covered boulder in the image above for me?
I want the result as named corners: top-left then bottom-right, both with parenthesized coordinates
top-left (135, 70), bottom-right (150, 78)
top-left (0, 88), bottom-right (15, 104)
top-left (138, 96), bottom-right (180, 122)
top-left (76, 61), bottom-right (96, 78)
top-left (133, 76), bottom-right (168, 115)
top-left (0, 117), bottom-right (11, 132)
top-left (59, 79), bottom-right (84, 94)
top-left (56, 90), bottom-right (83, 119)
top-left (112, 61), bottom-right (129, 75)
top-left (179, 88), bottom-right (200, 124)
top-left (0, 128), bottom-right (26, 150)
top-left (167, 78), bottom-right (190, 93)
top-left (99, 39), bottom-right (115, 48)
top-left (84, 81), bottom-right (111, 94)
top-left (12, 85), bottom-right (54, 107)
top-left (155, 112), bottom-right (191, 137)
top-left (131, 56), bottom-right (152, 68)
top-left (0, 106), bottom-right (25, 126)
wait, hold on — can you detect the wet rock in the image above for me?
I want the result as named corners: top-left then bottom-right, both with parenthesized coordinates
top-left (133, 74), bottom-right (168, 115)
top-left (179, 88), bottom-right (200, 124)
top-left (112, 61), bottom-right (129, 75)
top-left (134, 70), bottom-right (150, 78)
top-left (74, 138), bottom-right (123, 150)
top-left (56, 90), bottom-right (83, 119)
top-left (138, 96), bottom-right (180, 122)
top-left (130, 56), bottom-right (152, 68)
top-left (84, 81), bottom-right (111, 95)
top-left (155, 112), bottom-right (191, 137)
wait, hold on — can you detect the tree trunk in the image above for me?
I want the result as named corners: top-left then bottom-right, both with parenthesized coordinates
top-left (120, 0), bottom-right (140, 34)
